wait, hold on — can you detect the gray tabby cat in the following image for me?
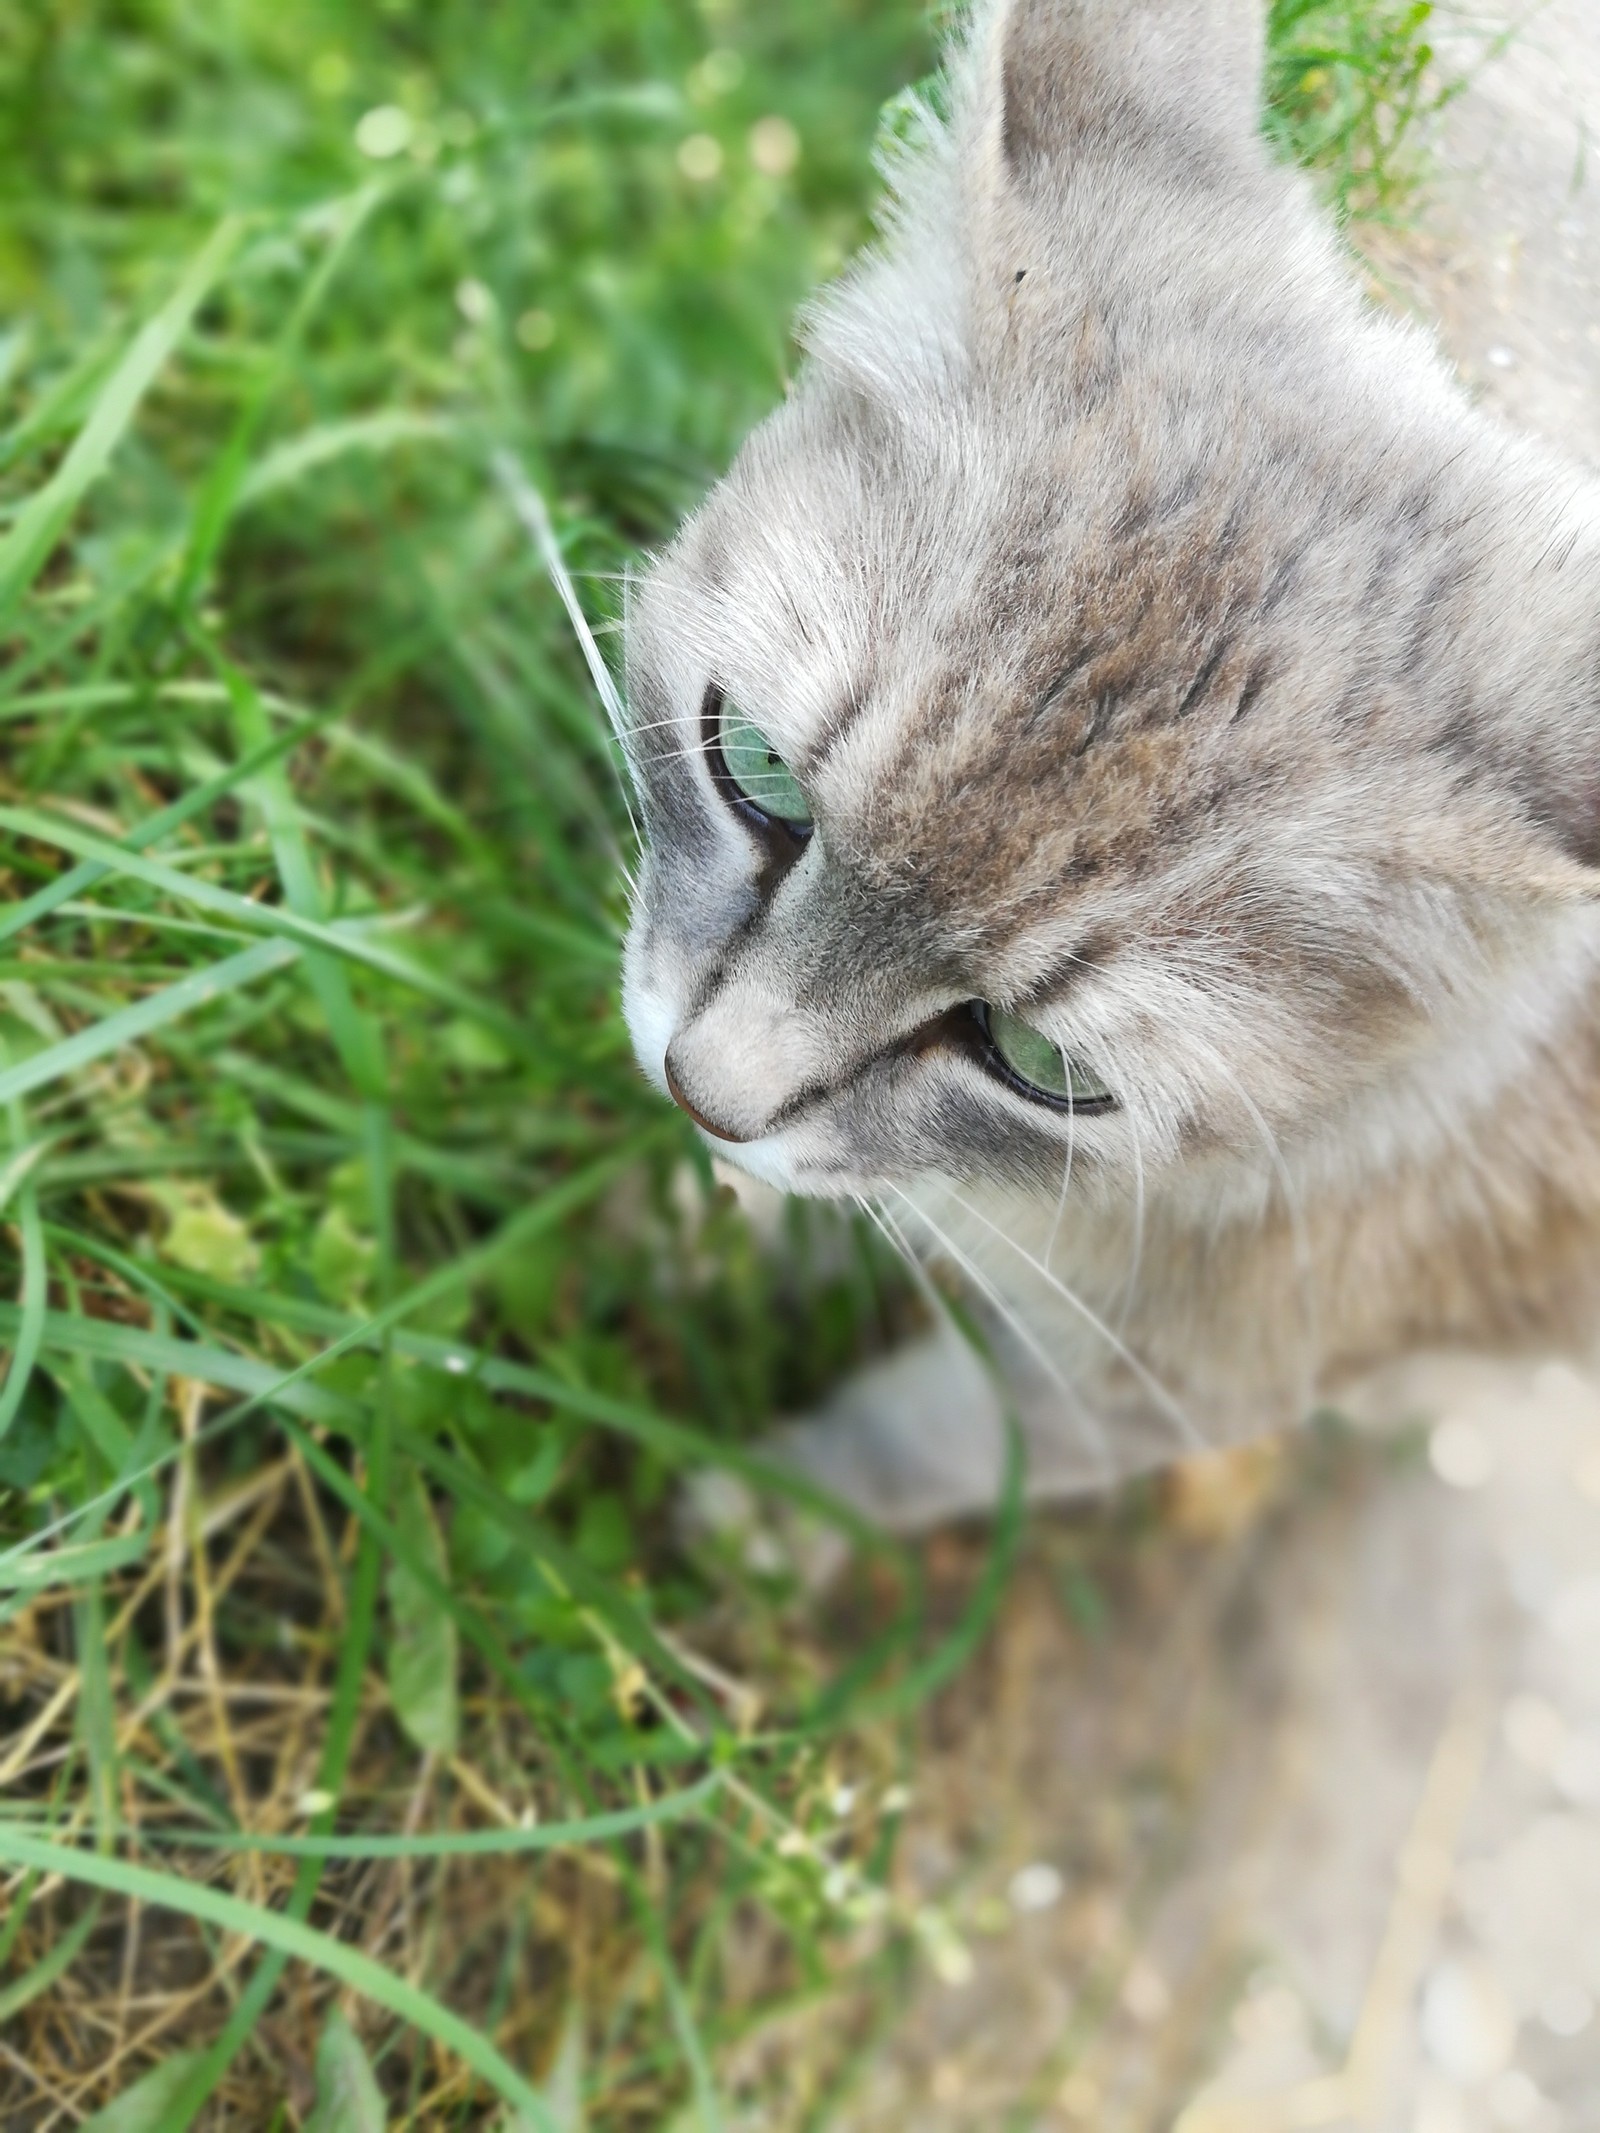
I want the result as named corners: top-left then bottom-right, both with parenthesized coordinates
top-left (620, 0), bottom-right (1600, 1528)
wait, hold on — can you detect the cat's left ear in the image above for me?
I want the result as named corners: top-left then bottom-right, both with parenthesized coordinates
top-left (963, 0), bottom-right (1267, 182)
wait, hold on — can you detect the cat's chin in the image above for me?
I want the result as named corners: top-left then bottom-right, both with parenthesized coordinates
top-left (706, 1134), bottom-right (807, 1196)
top-left (706, 1136), bottom-right (868, 1202)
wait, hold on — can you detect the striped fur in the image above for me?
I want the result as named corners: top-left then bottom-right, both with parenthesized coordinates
top-left (621, 0), bottom-right (1600, 1514)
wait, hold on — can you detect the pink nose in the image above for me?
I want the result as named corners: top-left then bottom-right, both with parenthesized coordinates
top-left (663, 1049), bottom-right (756, 1144)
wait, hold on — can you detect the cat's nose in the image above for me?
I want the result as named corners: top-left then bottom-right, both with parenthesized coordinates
top-left (663, 1045), bottom-right (757, 1144)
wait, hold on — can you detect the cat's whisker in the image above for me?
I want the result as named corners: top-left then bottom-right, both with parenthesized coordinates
top-left (493, 449), bottom-right (644, 854)
top-left (884, 1182), bottom-right (1119, 1490)
top-left (925, 1177), bottom-right (1206, 1460)
top-left (854, 1191), bottom-right (956, 1334)
top-left (633, 740), bottom-right (713, 767)
top-left (619, 713), bottom-right (696, 739)
top-left (1042, 1093), bottom-right (1077, 1273)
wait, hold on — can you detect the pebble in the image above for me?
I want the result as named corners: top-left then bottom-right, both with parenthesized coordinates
top-left (1534, 1361), bottom-right (1587, 1401)
top-left (1506, 1548), bottom-right (1561, 1616)
top-left (1121, 1960), bottom-right (1172, 2025)
top-left (1421, 1959), bottom-right (1519, 2085)
top-left (1487, 344), bottom-right (1519, 369)
top-left (1231, 1983), bottom-right (1307, 2048)
top-left (1057, 2072), bottom-right (1100, 2119)
top-left (1414, 2080), bottom-right (1469, 2133)
top-left (1486, 2068), bottom-right (1547, 2129)
top-left (1431, 1418), bottom-right (1497, 1490)
top-left (1553, 1732), bottom-right (1600, 1808)
top-left (1008, 1861), bottom-right (1065, 1914)
top-left (1547, 1577), bottom-right (1600, 1646)
top-left (1573, 1447), bottom-right (1600, 1507)
top-left (1456, 1816), bottom-right (1600, 2018)
top-left (1537, 1982), bottom-right (1594, 2038)
top-left (1504, 1695), bottom-right (1568, 1774)
top-left (930, 2059), bottom-right (965, 2102)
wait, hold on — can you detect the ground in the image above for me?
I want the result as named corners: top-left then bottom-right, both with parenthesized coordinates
top-left (821, 12), bottom-right (1600, 2129)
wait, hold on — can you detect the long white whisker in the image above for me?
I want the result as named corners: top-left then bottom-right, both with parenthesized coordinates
top-left (925, 1178), bottom-right (1206, 1457)
top-left (493, 449), bottom-right (643, 854)
top-left (885, 1183), bottom-right (1118, 1491)
top-left (615, 712), bottom-right (697, 739)
top-left (855, 1192), bottom-right (956, 1335)
top-left (1043, 1086), bottom-right (1077, 1271)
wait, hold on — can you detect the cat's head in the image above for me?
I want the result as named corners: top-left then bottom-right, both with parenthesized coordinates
top-left (621, 0), bottom-right (1600, 1209)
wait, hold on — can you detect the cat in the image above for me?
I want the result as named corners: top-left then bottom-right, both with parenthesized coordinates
top-left (618, 0), bottom-right (1600, 1531)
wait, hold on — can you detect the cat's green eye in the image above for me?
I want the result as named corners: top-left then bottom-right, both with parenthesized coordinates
top-left (981, 1004), bottom-right (1115, 1111)
top-left (716, 702), bottom-right (813, 833)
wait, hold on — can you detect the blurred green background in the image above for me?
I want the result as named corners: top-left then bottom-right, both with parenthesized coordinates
top-left (0, 2), bottom-right (1462, 2127)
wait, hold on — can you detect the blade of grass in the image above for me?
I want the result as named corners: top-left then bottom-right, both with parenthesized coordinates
top-left (0, 1895), bottom-right (103, 2025)
top-left (0, 1829), bottom-right (561, 2133)
top-left (0, 219), bottom-right (243, 629)
top-left (0, 804), bottom-right (530, 1045)
top-left (0, 1536), bottom-right (151, 1590)
top-left (26, 1243), bottom-right (899, 1556)
top-left (0, 1117), bottom-right (46, 1440)
top-left (279, 1410), bottom-right (612, 1752)
top-left (202, 635), bottom-right (385, 1096)
top-left (166, 1116), bottom-right (398, 2126)
top-left (0, 712), bottom-right (325, 947)
top-left (0, 1780), bottom-right (724, 1858)
top-left (0, 937), bottom-right (302, 1108)
top-left (0, 1119), bottom-right (646, 1557)
top-left (176, 184), bottom-right (386, 606)
top-left (80, 2053), bottom-right (209, 2133)
top-left (632, 1886), bottom-right (725, 2133)
top-left (239, 410), bottom-right (458, 507)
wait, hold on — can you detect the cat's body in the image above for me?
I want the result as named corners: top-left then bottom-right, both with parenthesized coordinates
top-left (621, 0), bottom-right (1600, 1525)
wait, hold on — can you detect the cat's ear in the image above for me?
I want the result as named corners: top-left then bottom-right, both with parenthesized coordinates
top-left (965, 0), bottom-right (1266, 180)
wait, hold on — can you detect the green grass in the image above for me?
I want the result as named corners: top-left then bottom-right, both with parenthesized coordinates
top-left (0, 2), bottom-right (1481, 2127)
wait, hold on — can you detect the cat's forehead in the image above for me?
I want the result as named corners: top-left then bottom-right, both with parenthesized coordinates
top-left (633, 388), bottom-right (968, 742)
top-left (637, 380), bottom-right (1310, 897)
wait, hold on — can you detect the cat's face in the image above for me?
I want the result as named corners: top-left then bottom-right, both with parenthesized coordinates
top-left (621, 0), bottom-right (1600, 1209)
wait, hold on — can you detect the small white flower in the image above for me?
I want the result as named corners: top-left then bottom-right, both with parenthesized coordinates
top-left (455, 278), bottom-right (493, 325)
top-left (1007, 1861), bottom-right (1065, 1914)
top-left (677, 134), bottom-right (724, 182)
top-left (354, 105), bottom-right (414, 159)
top-left (748, 114), bottom-right (800, 177)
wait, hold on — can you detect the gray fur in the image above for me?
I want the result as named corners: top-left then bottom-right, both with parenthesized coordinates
top-left (622, 0), bottom-right (1600, 1522)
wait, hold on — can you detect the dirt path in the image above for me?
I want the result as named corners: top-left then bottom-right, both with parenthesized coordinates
top-left (830, 15), bottom-right (1600, 2131)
